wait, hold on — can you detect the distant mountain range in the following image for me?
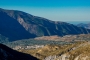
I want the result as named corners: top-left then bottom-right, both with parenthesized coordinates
top-left (0, 8), bottom-right (90, 41)
top-left (77, 23), bottom-right (90, 29)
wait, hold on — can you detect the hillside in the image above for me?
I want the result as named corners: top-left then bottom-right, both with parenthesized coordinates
top-left (19, 41), bottom-right (90, 60)
top-left (0, 8), bottom-right (90, 41)
top-left (77, 23), bottom-right (90, 29)
top-left (0, 34), bottom-right (9, 43)
top-left (0, 43), bottom-right (38, 60)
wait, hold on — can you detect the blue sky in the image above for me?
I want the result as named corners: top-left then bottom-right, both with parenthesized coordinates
top-left (0, 0), bottom-right (90, 22)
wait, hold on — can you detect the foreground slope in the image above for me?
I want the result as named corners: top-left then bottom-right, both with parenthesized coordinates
top-left (0, 43), bottom-right (38, 60)
top-left (19, 41), bottom-right (90, 60)
top-left (0, 8), bottom-right (90, 41)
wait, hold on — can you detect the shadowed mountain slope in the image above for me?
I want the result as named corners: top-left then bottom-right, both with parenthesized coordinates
top-left (77, 23), bottom-right (90, 29)
top-left (0, 8), bottom-right (90, 41)
top-left (0, 43), bottom-right (38, 60)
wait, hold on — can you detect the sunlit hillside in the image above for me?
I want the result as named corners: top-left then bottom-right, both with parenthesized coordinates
top-left (18, 41), bottom-right (90, 60)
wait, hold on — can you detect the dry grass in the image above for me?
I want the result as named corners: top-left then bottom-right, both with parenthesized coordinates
top-left (18, 41), bottom-right (88, 60)
top-left (68, 42), bottom-right (90, 60)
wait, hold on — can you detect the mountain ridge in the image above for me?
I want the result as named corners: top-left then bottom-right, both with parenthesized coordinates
top-left (77, 23), bottom-right (90, 29)
top-left (0, 8), bottom-right (90, 41)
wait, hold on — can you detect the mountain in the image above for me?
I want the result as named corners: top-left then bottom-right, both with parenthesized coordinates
top-left (0, 34), bottom-right (9, 43)
top-left (77, 23), bottom-right (90, 29)
top-left (0, 43), bottom-right (38, 60)
top-left (0, 8), bottom-right (36, 41)
top-left (0, 8), bottom-right (90, 41)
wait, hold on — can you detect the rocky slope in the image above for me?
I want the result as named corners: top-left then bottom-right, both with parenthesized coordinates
top-left (0, 8), bottom-right (90, 41)
top-left (19, 41), bottom-right (90, 60)
top-left (45, 41), bottom-right (90, 60)
top-left (0, 43), bottom-right (38, 60)
top-left (0, 8), bottom-right (36, 41)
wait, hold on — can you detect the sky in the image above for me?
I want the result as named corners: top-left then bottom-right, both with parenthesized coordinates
top-left (0, 0), bottom-right (90, 22)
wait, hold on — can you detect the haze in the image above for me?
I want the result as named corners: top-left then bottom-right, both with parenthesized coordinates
top-left (0, 0), bottom-right (90, 22)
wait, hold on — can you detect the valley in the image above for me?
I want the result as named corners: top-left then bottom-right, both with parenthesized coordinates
top-left (0, 8), bottom-right (90, 60)
top-left (3, 34), bottom-right (90, 60)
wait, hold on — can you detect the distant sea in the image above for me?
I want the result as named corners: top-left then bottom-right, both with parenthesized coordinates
top-left (65, 21), bottom-right (90, 25)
